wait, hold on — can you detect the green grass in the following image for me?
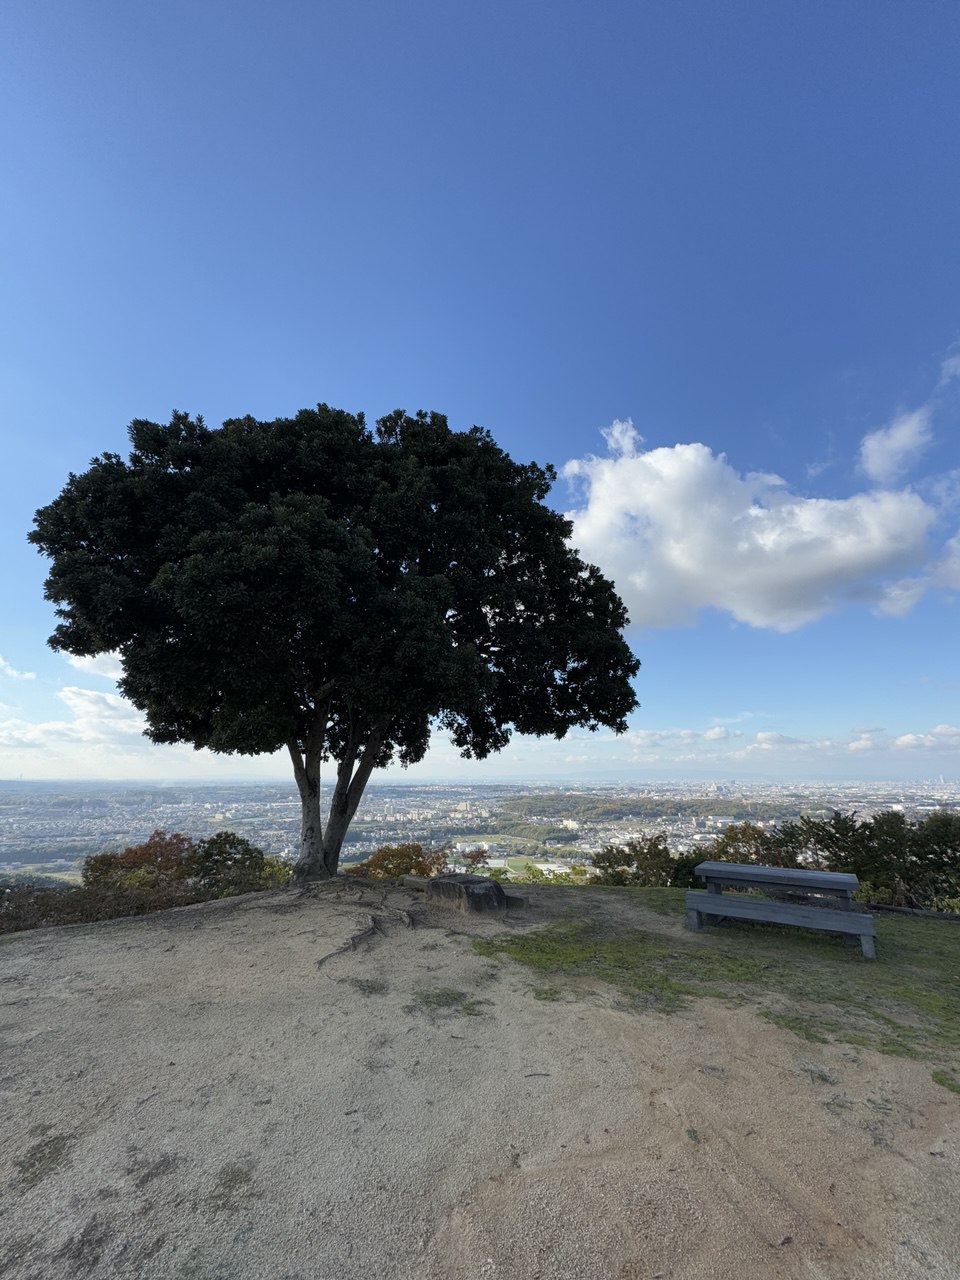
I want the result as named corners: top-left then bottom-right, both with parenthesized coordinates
top-left (472, 888), bottom-right (960, 1076)
top-left (931, 1070), bottom-right (960, 1095)
top-left (346, 976), bottom-right (389, 997)
top-left (409, 988), bottom-right (490, 1017)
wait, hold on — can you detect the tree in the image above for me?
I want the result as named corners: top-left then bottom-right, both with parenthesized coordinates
top-left (190, 831), bottom-right (275, 896)
top-left (704, 820), bottom-right (772, 864)
top-left (591, 834), bottom-right (674, 886)
top-left (82, 829), bottom-right (195, 888)
top-left (30, 405), bottom-right (639, 879)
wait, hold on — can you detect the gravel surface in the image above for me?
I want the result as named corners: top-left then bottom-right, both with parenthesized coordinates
top-left (1, 882), bottom-right (958, 1279)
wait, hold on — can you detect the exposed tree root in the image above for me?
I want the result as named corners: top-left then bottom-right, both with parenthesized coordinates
top-left (315, 913), bottom-right (385, 969)
top-left (312, 897), bottom-right (421, 970)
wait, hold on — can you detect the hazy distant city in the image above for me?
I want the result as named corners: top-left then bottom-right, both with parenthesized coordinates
top-left (2, 778), bottom-right (958, 881)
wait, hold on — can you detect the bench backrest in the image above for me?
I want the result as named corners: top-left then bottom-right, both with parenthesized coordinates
top-left (693, 861), bottom-right (859, 892)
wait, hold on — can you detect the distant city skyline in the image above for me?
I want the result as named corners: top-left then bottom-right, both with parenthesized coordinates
top-left (2, 1), bottom-right (958, 785)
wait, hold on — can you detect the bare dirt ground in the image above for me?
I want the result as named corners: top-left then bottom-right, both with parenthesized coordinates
top-left (1, 882), bottom-right (958, 1280)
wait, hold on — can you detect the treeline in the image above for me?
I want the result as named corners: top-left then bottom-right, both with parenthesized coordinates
top-left (590, 810), bottom-right (960, 911)
top-left (1, 830), bottom-right (290, 934)
top-left (496, 821), bottom-right (580, 843)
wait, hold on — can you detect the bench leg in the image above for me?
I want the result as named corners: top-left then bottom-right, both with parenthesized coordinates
top-left (860, 934), bottom-right (876, 960)
top-left (687, 908), bottom-right (703, 930)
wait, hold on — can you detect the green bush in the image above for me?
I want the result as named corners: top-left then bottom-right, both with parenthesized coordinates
top-left (189, 831), bottom-right (269, 897)
top-left (1, 828), bottom-right (291, 934)
top-left (591, 835), bottom-right (675, 887)
top-left (854, 880), bottom-right (894, 905)
top-left (260, 855), bottom-right (292, 889)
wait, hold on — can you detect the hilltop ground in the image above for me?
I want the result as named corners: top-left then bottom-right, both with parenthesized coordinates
top-left (1, 883), bottom-right (958, 1280)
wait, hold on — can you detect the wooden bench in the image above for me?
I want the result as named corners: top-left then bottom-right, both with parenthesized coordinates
top-left (685, 861), bottom-right (876, 959)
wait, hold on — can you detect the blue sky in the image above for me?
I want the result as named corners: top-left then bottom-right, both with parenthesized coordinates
top-left (1, 0), bottom-right (959, 784)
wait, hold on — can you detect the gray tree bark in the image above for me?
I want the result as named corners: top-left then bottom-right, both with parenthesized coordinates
top-left (288, 715), bottom-right (389, 880)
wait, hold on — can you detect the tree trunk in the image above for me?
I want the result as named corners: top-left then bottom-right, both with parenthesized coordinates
top-left (288, 717), bottom-right (389, 881)
top-left (289, 740), bottom-right (333, 879)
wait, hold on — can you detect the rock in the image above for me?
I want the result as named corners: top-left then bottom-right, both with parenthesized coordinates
top-left (426, 874), bottom-right (509, 913)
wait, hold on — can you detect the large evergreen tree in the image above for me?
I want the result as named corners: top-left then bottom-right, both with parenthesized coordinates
top-left (30, 406), bottom-right (640, 878)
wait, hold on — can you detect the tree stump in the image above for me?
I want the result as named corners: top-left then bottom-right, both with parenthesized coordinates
top-left (426, 874), bottom-right (508, 913)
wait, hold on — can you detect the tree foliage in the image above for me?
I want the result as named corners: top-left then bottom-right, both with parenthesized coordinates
top-left (591, 834), bottom-right (677, 886)
top-left (80, 828), bottom-right (287, 897)
top-left (31, 406), bottom-right (639, 878)
top-left (702, 810), bottom-right (960, 908)
top-left (82, 829), bottom-right (194, 889)
top-left (345, 842), bottom-right (449, 879)
top-left (190, 831), bottom-right (289, 896)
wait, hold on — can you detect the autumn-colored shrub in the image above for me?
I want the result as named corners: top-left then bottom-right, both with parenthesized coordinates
top-left (459, 848), bottom-right (490, 874)
top-left (82, 830), bottom-right (195, 888)
top-left (0, 882), bottom-right (193, 934)
top-left (0, 828), bottom-right (296, 935)
top-left (346, 842), bottom-right (449, 879)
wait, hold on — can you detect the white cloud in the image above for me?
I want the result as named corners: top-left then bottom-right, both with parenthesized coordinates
top-left (876, 527), bottom-right (960, 614)
top-left (66, 653), bottom-right (124, 680)
top-left (893, 724), bottom-right (960, 751)
top-left (0, 683), bottom-right (283, 780)
top-left (0, 687), bottom-right (145, 750)
top-left (938, 350), bottom-right (960, 387)
top-left (56, 686), bottom-right (144, 733)
top-left (934, 532), bottom-right (960, 588)
top-left (564, 422), bottom-right (934, 631)
top-left (751, 731), bottom-right (800, 750)
top-left (622, 720), bottom-right (960, 766)
top-left (858, 407), bottom-right (932, 484)
top-left (876, 576), bottom-right (927, 617)
top-left (0, 655), bottom-right (36, 680)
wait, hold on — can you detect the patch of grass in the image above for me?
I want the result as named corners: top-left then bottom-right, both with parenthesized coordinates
top-left (207, 1160), bottom-right (254, 1212)
top-left (472, 892), bottom-right (960, 1068)
top-left (629, 886), bottom-right (688, 917)
top-left (411, 988), bottom-right (490, 1017)
top-left (14, 1133), bottom-right (79, 1189)
top-left (346, 977), bottom-right (389, 997)
top-left (761, 1011), bottom-right (831, 1042)
top-left (931, 1070), bottom-right (960, 1096)
top-left (532, 986), bottom-right (562, 1001)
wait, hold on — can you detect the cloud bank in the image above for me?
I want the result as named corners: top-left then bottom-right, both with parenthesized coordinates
top-left (564, 422), bottom-right (935, 631)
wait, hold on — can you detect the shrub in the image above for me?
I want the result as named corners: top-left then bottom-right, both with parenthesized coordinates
top-left (591, 835), bottom-right (675, 887)
top-left (189, 831), bottom-right (268, 897)
top-left (80, 851), bottom-right (125, 886)
top-left (589, 844), bottom-right (636, 886)
top-left (82, 830), bottom-right (195, 889)
top-left (346, 842), bottom-right (449, 879)
top-left (260, 855), bottom-right (292, 889)
top-left (459, 848), bottom-right (490, 874)
top-left (854, 880), bottom-right (894, 905)
top-left (668, 854), bottom-right (702, 889)
top-left (0, 881), bottom-right (193, 934)
top-left (0, 828), bottom-right (292, 935)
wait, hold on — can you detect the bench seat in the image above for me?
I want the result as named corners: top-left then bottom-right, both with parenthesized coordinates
top-left (685, 888), bottom-right (876, 959)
